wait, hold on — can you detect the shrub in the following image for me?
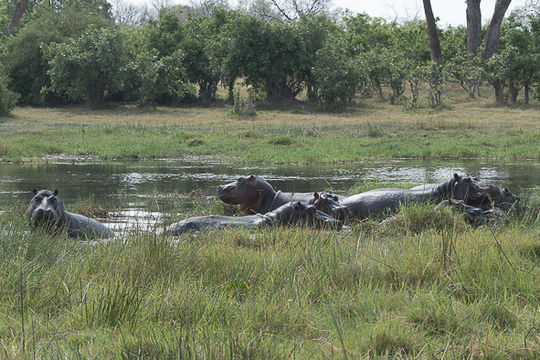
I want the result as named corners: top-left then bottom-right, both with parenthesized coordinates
top-left (0, 66), bottom-right (19, 116)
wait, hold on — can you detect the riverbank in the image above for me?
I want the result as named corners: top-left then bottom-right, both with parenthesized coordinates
top-left (0, 200), bottom-right (538, 358)
top-left (1, 92), bottom-right (539, 163)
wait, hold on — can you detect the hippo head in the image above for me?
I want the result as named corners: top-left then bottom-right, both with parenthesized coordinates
top-left (307, 192), bottom-right (348, 220)
top-left (27, 189), bottom-right (66, 230)
top-left (450, 173), bottom-right (501, 206)
top-left (494, 188), bottom-right (520, 209)
top-left (270, 201), bottom-right (342, 229)
top-left (216, 175), bottom-right (275, 212)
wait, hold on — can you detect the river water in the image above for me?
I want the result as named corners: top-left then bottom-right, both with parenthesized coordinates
top-left (1, 158), bottom-right (538, 232)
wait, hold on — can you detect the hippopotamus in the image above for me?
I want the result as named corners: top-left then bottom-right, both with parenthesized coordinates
top-left (217, 175), bottom-right (343, 214)
top-left (307, 192), bottom-right (349, 219)
top-left (435, 199), bottom-right (505, 226)
top-left (494, 188), bottom-right (539, 218)
top-left (337, 174), bottom-right (501, 220)
top-left (28, 189), bottom-right (113, 238)
top-left (166, 201), bottom-right (342, 235)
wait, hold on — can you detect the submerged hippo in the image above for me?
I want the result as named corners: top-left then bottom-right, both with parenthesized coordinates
top-left (435, 199), bottom-right (505, 226)
top-left (337, 174), bottom-right (501, 220)
top-left (307, 192), bottom-right (349, 219)
top-left (217, 175), bottom-right (343, 213)
top-left (494, 188), bottom-right (539, 219)
top-left (28, 189), bottom-right (113, 239)
top-left (166, 201), bottom-right (342, 235)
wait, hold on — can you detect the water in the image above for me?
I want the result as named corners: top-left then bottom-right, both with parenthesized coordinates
top-left (1, 159), bottom-right (538, 232)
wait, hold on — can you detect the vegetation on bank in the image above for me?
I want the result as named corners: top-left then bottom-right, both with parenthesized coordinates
top-left (0, 0), bottom-right (539, 114)
top-left (0, 91), bottom-right (539, 163)
top-left (0, 196), bottom-right (538, 358)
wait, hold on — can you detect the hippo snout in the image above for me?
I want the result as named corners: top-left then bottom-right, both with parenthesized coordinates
top-left (487, 185), bottom-right (502, 201)
top-left (216, 183), bottom-right (236, 200)
top-left (31, 208), bottom-right (55, 225)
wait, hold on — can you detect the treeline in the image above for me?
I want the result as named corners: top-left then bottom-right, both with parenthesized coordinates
top-left (0, 0), bottom-right (539, 114)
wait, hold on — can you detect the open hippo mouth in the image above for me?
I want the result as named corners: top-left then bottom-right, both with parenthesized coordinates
top-left (216, 181), bottom-right (238, 202)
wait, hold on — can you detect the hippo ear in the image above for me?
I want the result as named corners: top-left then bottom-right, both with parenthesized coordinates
top-left (32, 188), bottom-right (38, 195)
top-left (313, 192), bottom-right (319, 199)
top-left (249, 175), bottom-right (255, 181)
top-left (53, 189), bottom-right (59, 196)
top-left (503, 188), bottom-right (509, 194)
top-left (294, 201), bottom-right (305, 210)
top-left (454, 173), bottom-right (460, 181)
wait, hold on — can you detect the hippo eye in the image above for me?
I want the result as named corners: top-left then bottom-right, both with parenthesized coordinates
top-left (48, 196), bottom-right (56, 203)
top-left (33, 196), bottom-right (42, 202)
top-left (237, 177), bottom-right (244, 182)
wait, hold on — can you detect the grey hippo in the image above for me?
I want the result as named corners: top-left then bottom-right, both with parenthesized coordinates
top-left (434, 187), bottom-right (539, 226)
top-left (166, 201), bottom-right (342, 235)
top-left (28, 189), bottom-right (113, 238)
top-left (337, 174), bottom-right (501, 220)
top-left (216, 175), bottom-right (343, 213)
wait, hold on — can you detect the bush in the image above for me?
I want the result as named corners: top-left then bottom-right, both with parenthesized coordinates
top-left (0, 66), bottom-right (19, 116)
top-left (45, 26), bottom-right (126, 108)
top-left (311, 41), bottom-right (364, 108)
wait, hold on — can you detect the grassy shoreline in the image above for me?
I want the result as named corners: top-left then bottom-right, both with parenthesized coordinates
top-left (0, 201), bottom-right (538, 359)
top-left (1, 92), bottom-right (539, 163)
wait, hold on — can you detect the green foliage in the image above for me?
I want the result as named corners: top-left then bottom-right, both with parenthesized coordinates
top-left (2, 6), bottom-right (112, 105)
top-left (227, 13), bottom-right (331, 103)
top-left (46, 27), bottom-right (126, 108)
top-left (311, 39), bottom-right (364, 107)
top-left (123, 27), bottom-right (193, 106)
top-left (0, 64), bottom-right (19, 116)
top-left (1, 4), bottom-right (539, 108)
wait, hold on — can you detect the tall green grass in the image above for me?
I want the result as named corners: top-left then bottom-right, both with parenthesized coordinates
top-left (0, 199), bottom-right (538, 358)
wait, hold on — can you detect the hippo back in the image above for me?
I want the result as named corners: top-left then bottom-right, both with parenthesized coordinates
top-left (64, 212), bottom-right (113, 239)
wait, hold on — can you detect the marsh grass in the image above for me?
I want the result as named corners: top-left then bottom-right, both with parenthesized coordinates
top-left (1, 90), bottom-right (539, 163)
top-left (0, 195), bottom-right (538, 359)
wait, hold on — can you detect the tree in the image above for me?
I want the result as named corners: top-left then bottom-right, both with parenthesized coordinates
top-left (310, 26), bottom-right (365, 107)
top-left (123, 26), bottom-right (193, 106)
top-left (483, 0), bottom-right (513, 103)
top-left (258, 0), bottom-right (330, 22)
top-left (46, 27), bottom-right (126, 108)
top-left (0, 63), bottom-right (19, 116)
top-left (466, 0), bottom-right (482, 58)
top-left (422, 0), bottom-right (441, 64)
top-left (4, 0), bottom-right (28, 36)
top-left (2, 6), bottom-right (112, 104)
top-left (492, 11), bottom-right (540, 104)
top-left (226, 14), bottom-right (312, 103)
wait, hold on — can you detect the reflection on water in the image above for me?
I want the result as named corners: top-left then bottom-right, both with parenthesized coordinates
top-left (1, 159), bottom-right (538, 231)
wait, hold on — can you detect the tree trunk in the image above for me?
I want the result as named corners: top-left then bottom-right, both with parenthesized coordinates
top-left (483, 0), bottom-right (512, 104)
top-left (493, 79), bottom-right (504, 104)
top-left (422, 0), bottom-right (442, 64)
top-left (5, 0), bottom-right (29, 36)
top-left (227, 81), bottom-right (235, 104)
top-left (466, 0), bottom-right (482, 59)
top-left (483, 0), bottom-right (512, 60)
top-left (524, 82), bottom-right (529, 104)
top-left (265, 79), bottom-right (295, 104)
